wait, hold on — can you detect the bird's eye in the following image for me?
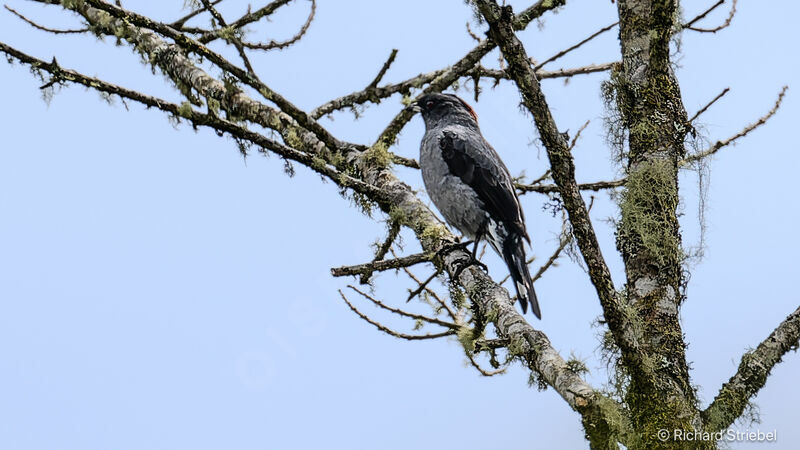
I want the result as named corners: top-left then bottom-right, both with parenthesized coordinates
top-left (425, 100), bottom-right (435, 109)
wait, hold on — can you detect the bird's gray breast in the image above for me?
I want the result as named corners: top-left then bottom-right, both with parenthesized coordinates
top-left (420, 126), bottom-right (487, 239)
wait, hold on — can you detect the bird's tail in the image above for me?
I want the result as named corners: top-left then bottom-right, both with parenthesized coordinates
top-left (501, 234), bottom-right (541, 319)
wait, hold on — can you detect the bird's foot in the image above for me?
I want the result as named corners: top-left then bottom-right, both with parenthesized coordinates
top-left (434, 240), bottom-right (487, 279)
top-left (452, 256), bottom-right (488, 280)
top-left (434, 240), bottom-right (474, 258)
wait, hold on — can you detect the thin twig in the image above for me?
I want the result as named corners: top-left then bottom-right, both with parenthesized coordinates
top-left (683, 86), bottom-right (787, 165)
top-left (406, 268), bottom-right (442, 302)
top-left (5, 5), bottom-right (88, 34)
top-left (199, 0), bottom-right (256, 73)
top-left (197, 0), bottom-right (294, 43)
top-left (338, 290), bottom-right (455, 341)
top-left (534, 22), bottom-right (618, 70)
top-left (241, 0), bottom-right (316, 50)
top-left (348, 285), bottom-right (458, 329)
top-left (683, 0), bottom-right (725, 28)
top-left (366, 49), bottom-right (399, 90)
top-left (170, 0), bottom-right (224, 28)
top-left (569, 120), bottom-right (591, 150)
top-left (360, 222), bottom-right (401, 284)
top-left (392, 249), bottom-right (457, 321)
top-left (688, 87), bottom-right (730, 123)
top-left (685, 0), bottom-right (736, 33)
top-left (466, 351), bottom-right (507, 376)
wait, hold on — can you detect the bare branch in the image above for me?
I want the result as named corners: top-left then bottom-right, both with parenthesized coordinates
top-left (392, 249), bottom-right (458, 321)
top-left (310, 61), bottom-right (614, 120)
top-left (702, 305), bottom-right (800, 432)
top-left (5, 5), bottom-right (88, 34)
top-left (170, 0), bottom-right (223, 28)
top-left (240, 0), bottom-right (316, 51)
top-left (476, 61), bottom-right (616, 83)
top-left (199, 0), bottom-right (256, 73)
top-left (466, 351), bottom-right (507, 376)
top-left (338, 290), bottom-right (455, 341)
top-left (684, 0), bottom-right (737, 33)
top-left (196, 0), bottom-right (294, 44)
top-left (367, 49), bottom-right (399, 90)
top-left (531, 222), bottom-right (572, 284)
top-left (688, 87), bottom-right (730, 123)
top-left (683, 0), bottom-right (724, 28)
top-left (533, 22), bottom-right (618, 70)
top-left (359, 222), bottom-right (401, 284)
top-left (683, 86), bottom-right (787, 165)
top-left (568, 119), bottom-right (591, 150)
top-left (347, 285), bottom-right (459, 330)
top-left (406, 268), bottom-right (442, 302)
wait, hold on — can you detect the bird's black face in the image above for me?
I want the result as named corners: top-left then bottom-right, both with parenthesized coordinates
top-left (411, 93), bottom-right (478, 126)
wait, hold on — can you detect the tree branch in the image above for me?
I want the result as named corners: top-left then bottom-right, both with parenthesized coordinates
top-left (533, 22), bottom-right (618, 70)
top-left (472, 1), bottom-right (631, 442)
top-left (684, 0), bottom-right (737, 33)
top-left (702, 305), bottom-right (800, 432)
top-left (346, 285), bottom-right (459, 330)
top-left (338, 290), bottom-right (455, 341)
top-left (688, 87), bottom-right (729, 123)
top-left (5, 5), bottom-right (88, 34)
top-left (474, 0), bottom-right (631, 359)
top-left (683, 86), bottom-right (788, 165)
top-left (331, 252), bottom-right (431, 278)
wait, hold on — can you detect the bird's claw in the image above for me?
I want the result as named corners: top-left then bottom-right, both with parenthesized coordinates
top-left (433, 240), bottom-right (487, 279)
top-left (452, 256), bottom-right (488, 279)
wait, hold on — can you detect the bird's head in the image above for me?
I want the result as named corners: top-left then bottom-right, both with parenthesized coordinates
top-left (409, 93), bottom-right (478, 129)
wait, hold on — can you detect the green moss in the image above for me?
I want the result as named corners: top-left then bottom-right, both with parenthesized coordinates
top-left (282, 127), bottom-right (304, 149)
top-left (363, 142), bottom-right (393, 169)
top-left (206, 97), bottom-right (221, 115)
top-left (387, 206), bottom-right (409, 226)
top-left (617, 158), bottom-right (682, 270)
top-left (60, 0), bottom-right (85, 9)
top-left (177, 101), bottom-right (194, 119)
top-left (566, 354), bottom-right (589, 376)
top-left (582, 394), bottom-right (635, 450)
top-left (456, 326), bottom-right (477, 353)
top-left (419, 222), bottom-right (449, 250)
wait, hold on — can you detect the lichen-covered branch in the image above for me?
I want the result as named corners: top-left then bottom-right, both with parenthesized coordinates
top-left (611, 0), bottom-right (703, 445)
top-left (473, 1), bottom-right (634, 445)
top-left (517, 178), bottom-right (625, 194)
top-left (311, 61), bottom-right (613, 120)
top-left (330, 252), bottom-right (431, 278)
top-left (0, 1), bottom-right (619, 428)
top-left (701, 305), bottom-right (800, 432)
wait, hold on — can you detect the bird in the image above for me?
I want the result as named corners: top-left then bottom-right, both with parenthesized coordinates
top-left (410, 93), bottom-right (541, 318)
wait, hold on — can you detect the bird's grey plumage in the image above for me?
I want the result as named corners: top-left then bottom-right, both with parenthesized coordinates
top-left (413, 93), bottom-right (541, 318)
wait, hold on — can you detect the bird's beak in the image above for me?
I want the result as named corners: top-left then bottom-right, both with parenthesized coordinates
top-left (407, 100), bottom-right (422, 114)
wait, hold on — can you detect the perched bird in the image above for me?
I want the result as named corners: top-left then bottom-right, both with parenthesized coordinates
top-left (410, 93), bottom-right (540, 318)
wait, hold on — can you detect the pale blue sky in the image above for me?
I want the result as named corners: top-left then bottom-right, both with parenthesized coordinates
top-left (1, 1), bottom-right (798, 449)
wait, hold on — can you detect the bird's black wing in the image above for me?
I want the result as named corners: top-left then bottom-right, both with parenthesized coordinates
top-left (439, 130), bottom-right (527, 240)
